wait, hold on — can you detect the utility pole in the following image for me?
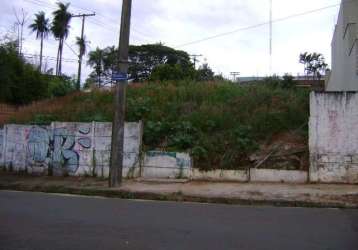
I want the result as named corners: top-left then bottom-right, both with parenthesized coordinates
top-left (230, 72), bottom-right (240, 82)
top-left (190, 54), bottom-right (203, 69)
top-left (72, 13), bottom-right (95, 90)
top-left (109, 0), bottom-right (132, 187)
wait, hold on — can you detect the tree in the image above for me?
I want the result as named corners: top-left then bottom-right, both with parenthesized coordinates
top-left (196, 63), bottom-right (214, 81)
top-left (128, 43), bottom-right (194, 81)
top-left (51, 2), bottom-right (72, 76)
top-left (281, 73), bottom-right (295, 88)
top-left (75, 35), bottom-right (89, 90)
top-left (87, 43), bottom-right (195, 83)
top-left (150, 64), bottom-right (190, 81)
top-left (29, 11), bottom-right (50, 72)
top-left (0, 40), bottom-right (47, 104)
top-left (299, 52), bottom-right (328, 80)
top-left (87, 47), bottom-right (105, 87)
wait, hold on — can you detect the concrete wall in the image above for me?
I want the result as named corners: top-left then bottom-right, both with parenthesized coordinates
top-left (0, 128), bottom-right (4, 167)
top-left (1, 122), bottom-right (142, 178)
top-left (250, 169), bottom-right (308, 183)
top-left (191, 169), bottom-right (248, 182)
top-left (309, 92), bottom-right (358, 183)
top-left (326, 0), bottom-right (358, 91)
top-left (142, 151), bottom-right (192, 179)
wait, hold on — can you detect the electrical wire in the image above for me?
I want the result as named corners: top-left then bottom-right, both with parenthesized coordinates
top-left (174, 1), bottom-right (345, 48)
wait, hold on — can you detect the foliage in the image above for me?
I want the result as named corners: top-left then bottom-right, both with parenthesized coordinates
top-left (0, 41), bottom-right (48, 104)
top-left (51, 2), bottom-right (72, 76)
top-left (87, 47), bottom-right (106, 87)
top-left (86, 43), bottom-right (195, 84)
top-left (76, 36), bottom-right (88, 58)
top-left (46, 75), bottom-right (76, 97)
top-left (149, 64), bottom-right (195, 81)
top-left (299, 52), bottom-right (328, 80)
top-left (281, 73), bottom-right (295, 89)
top-left (9, 81), bottom-right (310, 170)
top-left (28, 11), bottom-right (50, 71)
top-left (196, 63), bottom-right (214, 81)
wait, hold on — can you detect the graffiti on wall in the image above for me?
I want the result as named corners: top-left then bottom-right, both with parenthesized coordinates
top-left (2, 122), bottom-right (142, 177)
top-left (25, 125), bottom-right (92, 174)
top-left (0, 129), bottom-right (4, 166)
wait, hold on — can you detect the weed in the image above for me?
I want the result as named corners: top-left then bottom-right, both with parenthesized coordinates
top-left (7, 81), bottom-right (310, 170)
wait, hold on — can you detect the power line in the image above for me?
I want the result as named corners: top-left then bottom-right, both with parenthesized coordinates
top-left (23, 53), bottom-right (78, 62)
top-left (64, 41), bottom-right (78, 57)
top-left (174, 2), bottom-right (344, 48)
top-left (23, 0), bottom-right (155, 43)
top-left (190, 54), bottom-right (203, 69)
top-left (230, 72), bottom-right (240, 82)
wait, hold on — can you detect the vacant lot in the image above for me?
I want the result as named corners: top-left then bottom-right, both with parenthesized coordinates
top-left (6, 81), bottom-right (310, 171)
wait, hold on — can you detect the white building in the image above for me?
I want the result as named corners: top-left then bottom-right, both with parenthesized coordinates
top-left (326, 0), bottom-right (358, 91)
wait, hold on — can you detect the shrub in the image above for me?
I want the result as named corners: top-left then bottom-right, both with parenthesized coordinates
top-left (8, 81), bottom-right (310, 170)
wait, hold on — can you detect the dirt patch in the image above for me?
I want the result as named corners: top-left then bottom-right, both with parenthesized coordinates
top-left (251, 132), bottom-right (308, 170)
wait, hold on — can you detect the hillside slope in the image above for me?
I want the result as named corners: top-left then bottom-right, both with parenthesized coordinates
top-left (6, 81), bottom-right (310, 171)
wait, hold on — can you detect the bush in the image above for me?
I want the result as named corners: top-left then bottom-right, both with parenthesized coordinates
top-left (0, 41), bottom-right (48, 105)
top-left (150, 64), bottom-right (195, 81)
top-left (8, 81), bottom-right (310, 170)
top-left (47, 76), bottom-right (76, 98)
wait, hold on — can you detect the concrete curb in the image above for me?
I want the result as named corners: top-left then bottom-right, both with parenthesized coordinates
top-left (0, 182), bottom-right (357, 209)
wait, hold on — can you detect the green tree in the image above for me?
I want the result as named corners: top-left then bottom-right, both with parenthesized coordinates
top-left (75, 35), bottom-right (89, 90)
top-left (51, 2), bottom-right (72, 76)
top-left (0, 41), bottom-right (47, 104)
top-left (299, 52), bottom-right (328, 80)
top-left (196, 63), bottom-right (214, 81)
top-left (87, 47), bottom-right (105, 87)
top-left (281, 73), bottom-right (295, 88)
top-left (87, 43), bottom-right (195, 83)
top-left (128, 43), bottom-right (194, 81)
top-left (29, 11), bottom-right (50, 72)
top-left (47, 75), bottom-right (76, 97)
top-left (149, 64), bottom-right (193, 81)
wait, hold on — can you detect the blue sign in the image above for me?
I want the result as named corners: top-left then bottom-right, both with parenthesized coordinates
top-left (112, 72), bottom-right (128, 81)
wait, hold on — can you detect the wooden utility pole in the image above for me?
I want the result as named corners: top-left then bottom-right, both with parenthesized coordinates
top-left (190, 54), bottom-right (203, 69)
top-left (109, 0), bottom-right (132, 187)
top-left (72, 13), bottom-right (95, 90)
top-left (269, 0), bottom-right (273, 75)
top-left (230, 72), bottom-right (240, 82)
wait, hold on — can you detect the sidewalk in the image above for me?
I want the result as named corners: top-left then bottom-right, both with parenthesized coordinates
top-left (0, 172), bottom-right (357, 209)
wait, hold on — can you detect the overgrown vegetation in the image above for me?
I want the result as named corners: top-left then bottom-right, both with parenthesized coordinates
top-left (8, 80), bottom-right (310, 170)
top-left (0, 40), bottom-right (77, 105)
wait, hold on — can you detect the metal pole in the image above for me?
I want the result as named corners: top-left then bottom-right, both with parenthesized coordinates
top-left (109, 0), bottom-right (132, 187)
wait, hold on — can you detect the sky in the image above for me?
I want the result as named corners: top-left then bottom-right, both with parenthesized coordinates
top-left (0, 0), bottom-right (341, 81)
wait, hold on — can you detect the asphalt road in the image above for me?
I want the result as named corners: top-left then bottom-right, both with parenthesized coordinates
top-left (0, 191), bottom-right (357, 250)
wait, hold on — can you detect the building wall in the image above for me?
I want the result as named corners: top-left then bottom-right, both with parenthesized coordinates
top-left (0, 122), bottom-right (142, 178)
top-left (326, 0), bottom-right (358, 91)
top-left (309, 92), bottom-right (358, 183)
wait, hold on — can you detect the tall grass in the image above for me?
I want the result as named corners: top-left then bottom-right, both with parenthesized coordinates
top-left (8, 81), bottom-right (310, 170)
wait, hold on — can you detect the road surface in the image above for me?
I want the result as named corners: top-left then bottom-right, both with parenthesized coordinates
top-left (0, 191), bottom-right (357, 250)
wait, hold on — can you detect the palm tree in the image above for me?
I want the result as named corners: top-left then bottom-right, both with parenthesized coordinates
top-left (88, 47), bottom-right (105, 87)
top-left (75, 36), bottom-right (89, 90)
top-left (51, 2), bottom-right (72, 76)
top-left (299, 52), bottom-right (328, 81)
top-left (299, 52), bottom-right (311, 79)
top-left (29, 11), bottom-right (50, 72)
